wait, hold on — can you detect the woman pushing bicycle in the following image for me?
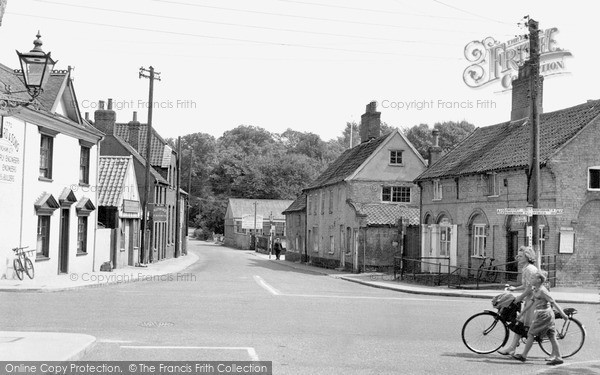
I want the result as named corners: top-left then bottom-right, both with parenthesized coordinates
top-left (497, 246), bottom-right (537, 355)
top-left (511, 271), bottom-right (569, 365)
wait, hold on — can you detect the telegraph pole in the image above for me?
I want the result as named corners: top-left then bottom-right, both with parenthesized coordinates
top-left (527, 19), bottom-right (542, 268)
top-left (139, 66), bottom-right (161, 265)
top-left (175, 136), bottom-right (182, 258)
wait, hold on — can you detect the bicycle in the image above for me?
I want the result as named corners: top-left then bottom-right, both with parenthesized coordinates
top-left (12, 246), bottom-right (35, 280)
top-left (461, 299), bottom-right (586, 358)
top-left (477, 256), bottom-right (498, 283)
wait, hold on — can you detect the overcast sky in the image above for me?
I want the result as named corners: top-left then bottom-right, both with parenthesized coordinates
top-left (0, 0), bottom-right (596, 141)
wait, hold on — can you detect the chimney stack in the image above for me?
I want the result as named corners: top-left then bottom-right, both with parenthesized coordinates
top-left (93, 99), bottom-right (116, 135)
top-left (428, 129), bottom-right (442, 167)
top-left (128, 111), bottom-right (141, 152)
top-left (510, 61), bottom-right (543, 121)
top-left (360, 101), bottom-right (381, 143)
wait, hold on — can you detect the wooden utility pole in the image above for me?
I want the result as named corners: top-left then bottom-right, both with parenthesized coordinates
top-left (139, 66), bottom-right (161, 265)
top-left (528, 19), bottom-right (542, 268)
top-left (175, 136), bottom-right (182, 258)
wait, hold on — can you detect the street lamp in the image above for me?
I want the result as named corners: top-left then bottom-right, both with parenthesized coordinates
top-left (15, 31), bottom-right (57, 100)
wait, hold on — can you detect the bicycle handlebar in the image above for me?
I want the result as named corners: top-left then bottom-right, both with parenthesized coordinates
top-left (12, 246), bottom-right (29, 252)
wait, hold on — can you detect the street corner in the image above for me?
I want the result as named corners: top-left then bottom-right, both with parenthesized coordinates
top-left (0, 331), bottom-right (96, 361)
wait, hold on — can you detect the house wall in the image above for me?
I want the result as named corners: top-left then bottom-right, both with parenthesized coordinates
top-left (0, 116), bottom-right (25, 279)
top-left (15, 119), bottom-right (99, 278)
top-left (548, 116), bottom-right (600, 286)
top-left (420, 168), bottom-right (562, 281)
top-left (284, 211), bottom-right (306, 262)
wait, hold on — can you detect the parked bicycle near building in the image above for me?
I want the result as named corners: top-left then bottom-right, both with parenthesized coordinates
top-left (477, 256), bottom-right (498, 283)
top-left (12, 246), bottom-right (35, 280)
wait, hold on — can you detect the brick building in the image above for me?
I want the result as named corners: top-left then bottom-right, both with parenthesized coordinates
top-left (415, 63), bottom-right (600, 286)
top-left (91, 101), bottom-right (187, 264)
top-left (302, 102), bottom-right (426, 271)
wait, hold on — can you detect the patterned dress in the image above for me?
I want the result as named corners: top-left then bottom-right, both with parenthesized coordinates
top-left (527, 286), bottom-right (556, 338)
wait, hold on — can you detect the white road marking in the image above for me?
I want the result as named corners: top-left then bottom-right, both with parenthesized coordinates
top-left (253, 275), bottom-right (280, 295)
top-left (121, 346), bottom-right (259, 361)
top-left (97, 339), bottom-right (134, 343)
top-left (281, 294), bottom-right (465, 302)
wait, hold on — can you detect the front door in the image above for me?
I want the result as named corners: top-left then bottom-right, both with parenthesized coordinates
top-left (506, 231), bottom-right (519, 280)
top-left (353, 229), bottom-right (359, 272)
top-left (58, 208), bottom-right (70, 274)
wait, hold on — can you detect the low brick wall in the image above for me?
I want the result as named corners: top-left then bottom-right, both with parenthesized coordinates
top-left (224, 232), bottom-right (252, 250)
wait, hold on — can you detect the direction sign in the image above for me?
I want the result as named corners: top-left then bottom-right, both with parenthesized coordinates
top-left (497, 207), bottom-right (563, 216)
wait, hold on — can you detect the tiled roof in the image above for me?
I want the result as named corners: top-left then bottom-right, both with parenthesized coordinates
top-left (98, 156), bottom-right (131, 206)
top-left (416, 100), bottom-right (600, 181)
top-left (36, 72), bottom-right (67, 112)
top-left (114, 123), bottom-right (168, 166)
top-left (282, 194), bottom-right (306, 214)
top-left (306, 133), bottom-right (390, 190)
top-left (352, 202), bottom-right (420, 226)
top-left (0, 63), bottom-right (35, 103)
top-left (228, 198), bottom-right (294, 220)
top-left (110, 134), bottom-right (169, 185)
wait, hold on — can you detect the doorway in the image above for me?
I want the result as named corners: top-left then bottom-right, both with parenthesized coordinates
top-left (506, 231), bottom-right (519, 280)
top-left (58, 208), bottom-right (70, 274)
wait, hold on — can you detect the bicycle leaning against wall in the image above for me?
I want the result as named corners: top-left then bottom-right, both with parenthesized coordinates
top-left (12, 246), bottom-right (35, 280)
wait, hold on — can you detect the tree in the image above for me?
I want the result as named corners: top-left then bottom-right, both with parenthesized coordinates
top-left (403, 121), bottom-right (476, 159)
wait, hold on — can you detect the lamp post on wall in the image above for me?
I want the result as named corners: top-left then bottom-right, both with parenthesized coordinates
top-left (1, 32), bottom-right (57, 114)
top-left (16, 32), bottom-right (56, 100)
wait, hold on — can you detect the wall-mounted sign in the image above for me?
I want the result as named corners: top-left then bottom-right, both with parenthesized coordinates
top-left (123, 199), bottom-right (140, 214)
top-left (152, 205), bottom-right (168, 222)
top-left (0, 117), bottom-right (21, 184)
top-left (463, 27), bottom-right (572, 90)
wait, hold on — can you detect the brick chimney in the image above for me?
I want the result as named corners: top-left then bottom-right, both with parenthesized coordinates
top-left (128, 111), bottom-right (141, 152)
top-left (510, 61), bottom-right (543, 121)
top-left (93, 99), bottom-right (116, 135)
top-left (360, 101), bottom-right (381, 143)
top-left (428, 129), bottom-right (442, 167)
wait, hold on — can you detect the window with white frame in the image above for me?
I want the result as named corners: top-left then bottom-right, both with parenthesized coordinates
top-left (389, 150), bottom-right (403, 165)
top-left (487, 172), bottom-right (499, 196)
top-left (538, 225), bottom-right (545, 256)
top-left (472, 224), bottom-right (486, 257)
top-left (39, 134), bottom-right (54, 179)
top-left (382, 186), bottom-right (411, 203)
top-left (588, 167), bottom-right (600, 190)
top-left (329, 189), bottom-right (333, 213)
top-left (433, 180), bottom-right (442, 200)
top-left (439, 225), bottom-right (451, 257)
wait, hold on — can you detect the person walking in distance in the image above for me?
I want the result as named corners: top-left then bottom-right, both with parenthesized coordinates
top-left (498, 246), bottom-right (538, 355)
top-left (511, 271), bottom-right (568, 365)
top-left (274, 238), bottom-right (282, 260)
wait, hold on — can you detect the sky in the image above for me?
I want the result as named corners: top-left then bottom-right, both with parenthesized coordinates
top-left (0, 0), bottom-right (596, 142)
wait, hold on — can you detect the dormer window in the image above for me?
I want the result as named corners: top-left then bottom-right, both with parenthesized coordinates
top-left (389, 150), bottom-right (403, 165)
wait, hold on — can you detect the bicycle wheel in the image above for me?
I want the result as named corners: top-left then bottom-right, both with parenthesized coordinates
top-left (538, 316), bottom-right (586, 358)
top-left (487, 266), bottom-right (498, 283)
top-left (24, 258), bottom-right (35, 279)
top-left (13, 258), bottom-right (24, 281)
top-left (462, 311), bottom-right (509, 354)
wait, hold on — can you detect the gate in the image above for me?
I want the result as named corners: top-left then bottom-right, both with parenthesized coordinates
top-left (403, 225), bottom-right (420, 273)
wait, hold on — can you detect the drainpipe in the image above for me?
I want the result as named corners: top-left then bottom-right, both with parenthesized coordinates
top-left (18, 119), bottom-right (28, 249)
top-left (92, 138), bottom-right (101, 271)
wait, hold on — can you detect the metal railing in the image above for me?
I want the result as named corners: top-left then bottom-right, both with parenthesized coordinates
top-left (393, 254), bottom-right (557, 289)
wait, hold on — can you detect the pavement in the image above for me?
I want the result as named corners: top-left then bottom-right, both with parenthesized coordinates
top-left (251, 251), bottom-right (600, 305)
top-left (0, 242), bottom-right (598, 362)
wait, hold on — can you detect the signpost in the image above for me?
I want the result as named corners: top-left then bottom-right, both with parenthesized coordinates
top-left (497, 206), bottom-right (563, 265)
